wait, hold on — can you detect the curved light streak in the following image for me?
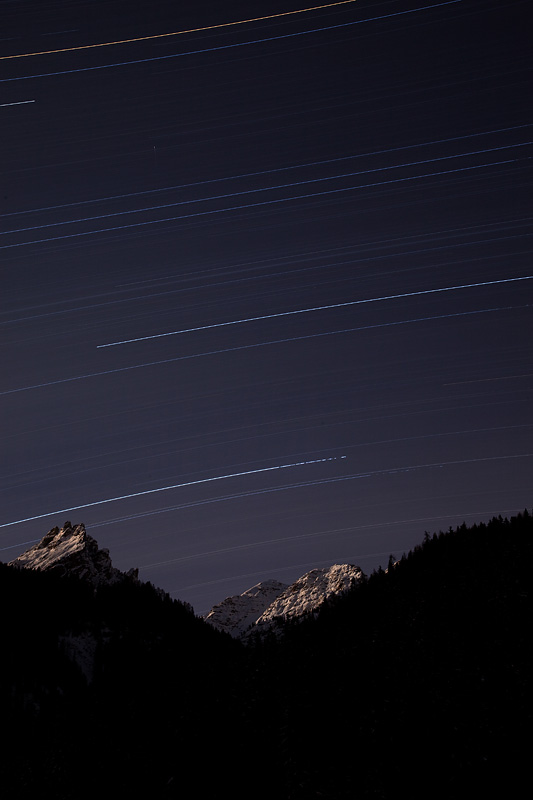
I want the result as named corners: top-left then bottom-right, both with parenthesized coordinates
top-left (0, 457), bottom-right (342, 530)
top-left (2, 452), bottom-right (530, 535)
top-left (0, 2), bottom-right (359, 60)
top-left (0, 2), bottom-right (464, 82)
top-left (145, 506), bottom-right (524, 573)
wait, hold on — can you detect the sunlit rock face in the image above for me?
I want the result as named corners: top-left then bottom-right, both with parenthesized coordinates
top-left (203, 579), bottom-right (288, 638)
top-left (256, 563), bottom-right (364, 624)
top-left (9, 521), bottom-right (138, 587)
top-left (204, 564), bottom-right (364, 640)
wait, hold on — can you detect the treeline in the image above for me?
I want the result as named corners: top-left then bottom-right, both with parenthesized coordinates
top-left (1, 510), bottom-right (531, 798)
top-left (247, 509), bottom-right (532, 798)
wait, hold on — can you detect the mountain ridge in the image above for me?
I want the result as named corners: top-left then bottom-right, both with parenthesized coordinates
top-left (9, 522), bottom-right (365, 638)
top-left (1, 510), bottom-right (530, 799)
top-left (204, 563), bottom-right (364, 639)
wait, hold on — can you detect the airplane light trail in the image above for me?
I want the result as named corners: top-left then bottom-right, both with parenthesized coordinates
top-left (97, 278), bottom-right (532, 348)
top-left (0, 304), bottom-right (528, 397)
top-left (0, 2), bottom-right (464, 82)
top-left (0, 457), bottom-right (343, 530)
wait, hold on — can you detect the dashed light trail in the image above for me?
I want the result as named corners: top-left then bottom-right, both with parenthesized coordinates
top-left (0, 457), bottom-right (343, 530)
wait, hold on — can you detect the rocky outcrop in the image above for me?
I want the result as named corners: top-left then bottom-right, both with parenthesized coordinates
top-left (256, 563), bottom-right (363, 625)
top-left (203, 579), bottom-right (288, 637)
top-left (9, 521), bottom-right (138, 587)
top-left (204, 564), bottom-right (364, 640)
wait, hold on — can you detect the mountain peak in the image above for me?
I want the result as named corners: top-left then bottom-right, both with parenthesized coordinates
top-left (9, 521), bottom-right (138, 587)
top-left (203, 579), bottom-right (288, 637)
top-left (256, 563), bottom-right (364, 626)
top-left (204, 563), bottom-right (364, 640)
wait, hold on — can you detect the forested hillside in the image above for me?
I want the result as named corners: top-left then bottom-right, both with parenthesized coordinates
top-left (248, 510), bottom-right (532, 797)
top-left (2, 510), bottom-right (531, 799)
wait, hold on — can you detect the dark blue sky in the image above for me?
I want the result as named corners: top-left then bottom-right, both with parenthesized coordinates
top-left (1, 0), bottom-right (531, 614)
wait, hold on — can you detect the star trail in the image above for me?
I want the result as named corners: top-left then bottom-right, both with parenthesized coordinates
top-left (95, 277), bottom-right (532, 347)
top-left (0, 456), bottom-right (344, 529)
top-left (1, 0), bottom-right (531, 613)
top-left (0, 1), bottom-right (463, 82)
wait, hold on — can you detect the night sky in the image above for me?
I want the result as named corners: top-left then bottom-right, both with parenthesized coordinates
top-left (1, 0), bottom-right (531, 614)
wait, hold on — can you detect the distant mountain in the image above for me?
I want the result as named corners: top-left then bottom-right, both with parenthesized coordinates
top-left (204, 563), bottom-right (363, 639)
top-left (8, 520), bottom-right (138, 587)
top-left (203, 578), bottom-right (288, 636)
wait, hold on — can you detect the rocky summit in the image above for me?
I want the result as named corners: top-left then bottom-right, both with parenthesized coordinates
top-left (8, 521), bottom-right (138, 587)
top-left (203, 579), bottom-right (289, 638)
top-left (204, 563), bottom-right (364, 640)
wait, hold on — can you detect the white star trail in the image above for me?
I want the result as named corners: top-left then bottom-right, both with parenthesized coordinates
top-left (2, 234), bottom-right (529, 329)
top-left (1, 305), bottom-right (528, 397)
top-left (3, 124), bottom-right (526, 219)
top-left (2, 0), bottom-right (530, 621)
top-left (2, 452), bottom-right (529, 545)
top-left (5, 424), bottom-right (527, 493)
top-left (0, 100), bottom-right (35, 107)
top-left (145, 505), bottom-right (523, 573)
top-left (444, 373), bottom-right (533, 386)
top-left (170, 506), bottom-right (519, 593)
top-left (2, 157), bottom-right (521, 251)
top-left (4, 142), bottom-right (530, 238)
top-left (97, 278), bottom-right (532, 348)
top-left (0, 457), bottom-right (343, 530)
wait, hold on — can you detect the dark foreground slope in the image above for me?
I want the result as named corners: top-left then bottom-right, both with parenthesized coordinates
top-left (250, 510), bottom-right (532, 799)
top-left (0, 566), bottom-right (245, 799)
top-left (1, 511), bottom-right (531, 799)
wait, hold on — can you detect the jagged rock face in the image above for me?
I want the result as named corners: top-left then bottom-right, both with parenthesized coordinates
top-left (204, 564), bottom-right (363, 640)
top-left (203, 579), bottom-right (288, 638)
top-left (9, 521), bottom-right (138, 587)
top-left (253, 564), bottom-right (363, 632)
